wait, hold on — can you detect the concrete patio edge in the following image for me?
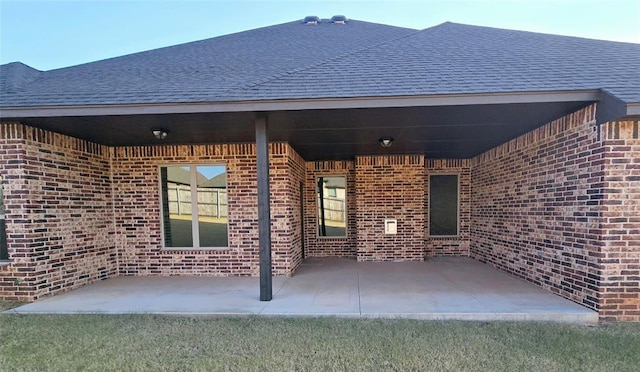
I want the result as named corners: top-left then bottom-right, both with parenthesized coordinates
top-left (6, 257), bottom-right (599, 324)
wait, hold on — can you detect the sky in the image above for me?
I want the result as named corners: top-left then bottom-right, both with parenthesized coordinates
top-left (1, 0), bottom-right (639, 71)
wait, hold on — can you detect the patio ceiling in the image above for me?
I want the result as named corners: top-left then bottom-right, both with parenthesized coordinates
top-left (11, 100), bottom-right (591, 160)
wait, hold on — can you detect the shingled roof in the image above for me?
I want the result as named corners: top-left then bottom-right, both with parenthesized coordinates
top-left (1, 19), bottom-right (639, 110)
top-left (0, 18), bottom-right (638, 160)
top-left (0, 19), bottom-right (416, 107)
top-left (230, 22), bottom-right (640, 104)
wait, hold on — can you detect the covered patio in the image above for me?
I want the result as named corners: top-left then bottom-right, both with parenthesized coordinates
top-left (7, 257), bottom-right (597, 323)
top-left (1, 19), bottom-right (638, 322)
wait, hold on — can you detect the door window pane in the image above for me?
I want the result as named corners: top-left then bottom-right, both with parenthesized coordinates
top-left (0, 176), bottom-right (7, 260)
top-left (317, 176), bottom-right (347, 237)
top-left (429, 175), bottom-right (459, 236)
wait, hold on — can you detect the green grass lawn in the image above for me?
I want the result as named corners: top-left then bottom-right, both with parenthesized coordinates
top-left (1, 311), bottom-right (639, 372)
top-left (0, 300), bottom-right (25, 312)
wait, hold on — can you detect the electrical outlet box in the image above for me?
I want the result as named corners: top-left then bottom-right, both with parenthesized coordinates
top-left (384, 219), bottom-right (397, 235)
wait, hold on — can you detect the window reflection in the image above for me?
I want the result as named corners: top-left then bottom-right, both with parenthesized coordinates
top-left (196, 166), bottom-right (228, 247)
top-left (317, 176), bottom-right (346, 237)
top-left (160, 165), bottom-right (228, 248)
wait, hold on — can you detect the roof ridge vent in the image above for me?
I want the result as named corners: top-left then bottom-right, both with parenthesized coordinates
top-left (331, 15), bottom-right (348, 24)
top-left (303, 15), bottom-right (320, 25)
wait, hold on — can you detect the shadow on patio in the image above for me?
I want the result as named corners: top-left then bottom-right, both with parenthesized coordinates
top-left (7, 257), bottom-right (597, 323)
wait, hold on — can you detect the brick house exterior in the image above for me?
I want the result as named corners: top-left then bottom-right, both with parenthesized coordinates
top-left (1, 19), bottom-right (638, 321)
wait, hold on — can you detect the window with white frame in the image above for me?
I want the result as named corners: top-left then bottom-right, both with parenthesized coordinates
top-left (429, 174), bottom-right (459, 236)
top-left (159, 165), bottom-right (228, 248)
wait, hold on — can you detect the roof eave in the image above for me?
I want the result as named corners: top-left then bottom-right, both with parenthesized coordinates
top-left (596, 90), bottom-right (640, 123)
top-left (0, 90), bottom-right (601, 119)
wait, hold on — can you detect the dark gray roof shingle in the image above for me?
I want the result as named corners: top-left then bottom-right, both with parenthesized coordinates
top-left (0, 19), bottom-right (416, 106)
top-left (1, 20), bottom-right (639, 107)
top-left (0, 62), bottom-right (42, 94)
top-left (229, 22), bottom-right (640, 103)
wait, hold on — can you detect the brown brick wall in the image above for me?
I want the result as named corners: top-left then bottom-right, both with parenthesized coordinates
top-left (470, 105), bottom-right (603, 311)
top-left (112, 142), bottom-right (304, 277)
top-left (600, 120), bottom-right (640, 321)
top-left (425, 159), bottom-right (471, 257)
top-left (355, 155), bottom-right (425, 261)
top-left (280, 146), bottom-right (306, 273)
top-left (0, 123), bottom-right (116, 301)
top-left (304, 161), bottom-right (357, 257)
top-left (0, 128), bottom-right (307, 301)
top-left (3, 112), bottom-right (638, 321)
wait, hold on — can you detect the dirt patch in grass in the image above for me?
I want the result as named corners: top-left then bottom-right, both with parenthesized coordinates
top-left (1, 316), bottom-right (639, 371)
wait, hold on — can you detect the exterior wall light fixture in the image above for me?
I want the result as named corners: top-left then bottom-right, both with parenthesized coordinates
top-left (379, 137), bottom-right (394, 148)
top-left (152, 129), bottom-right (168, 140)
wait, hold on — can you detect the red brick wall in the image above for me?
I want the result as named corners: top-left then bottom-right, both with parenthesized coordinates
top-left (425, 159), bottom-right (471, 257)
top-left (3, 113), bottom-right (638, 321)
top-left (304, 161), bottom-right (357, 257)
top-left (355, 155), bottom-right (425, 261)
top-left (0, 123), bottom-right (116, 301)
top-left (470, 105), bottom-right (603, 311)
top-left (0, 124), bottom-right (307, 301)
top-left (277, 146), bottom-right (306, 273)
top-left (600, 120), bottom-right (640, 321)
top-left (112, 142), bottom-right (304, 277)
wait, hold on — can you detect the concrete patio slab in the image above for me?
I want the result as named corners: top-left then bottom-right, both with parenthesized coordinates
top-left (261, 258), bottom-right (360, 316)
top-left (7, 257), bottom-right (598, 323)
top-left (7, 276), bottom-right (289, 315)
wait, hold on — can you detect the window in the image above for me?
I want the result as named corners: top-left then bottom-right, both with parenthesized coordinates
top-left (160, 165), bottom-right (228, 248)
top-left (0, 175), bottom-right (7, 260)
top-left (429, 174), bottom-right (459, 236)
top-left (317, 176), bottom-right (347, 237)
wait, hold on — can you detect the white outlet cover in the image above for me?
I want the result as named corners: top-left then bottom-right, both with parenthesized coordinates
top-left (384, 219), bottom-right (397, 234)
